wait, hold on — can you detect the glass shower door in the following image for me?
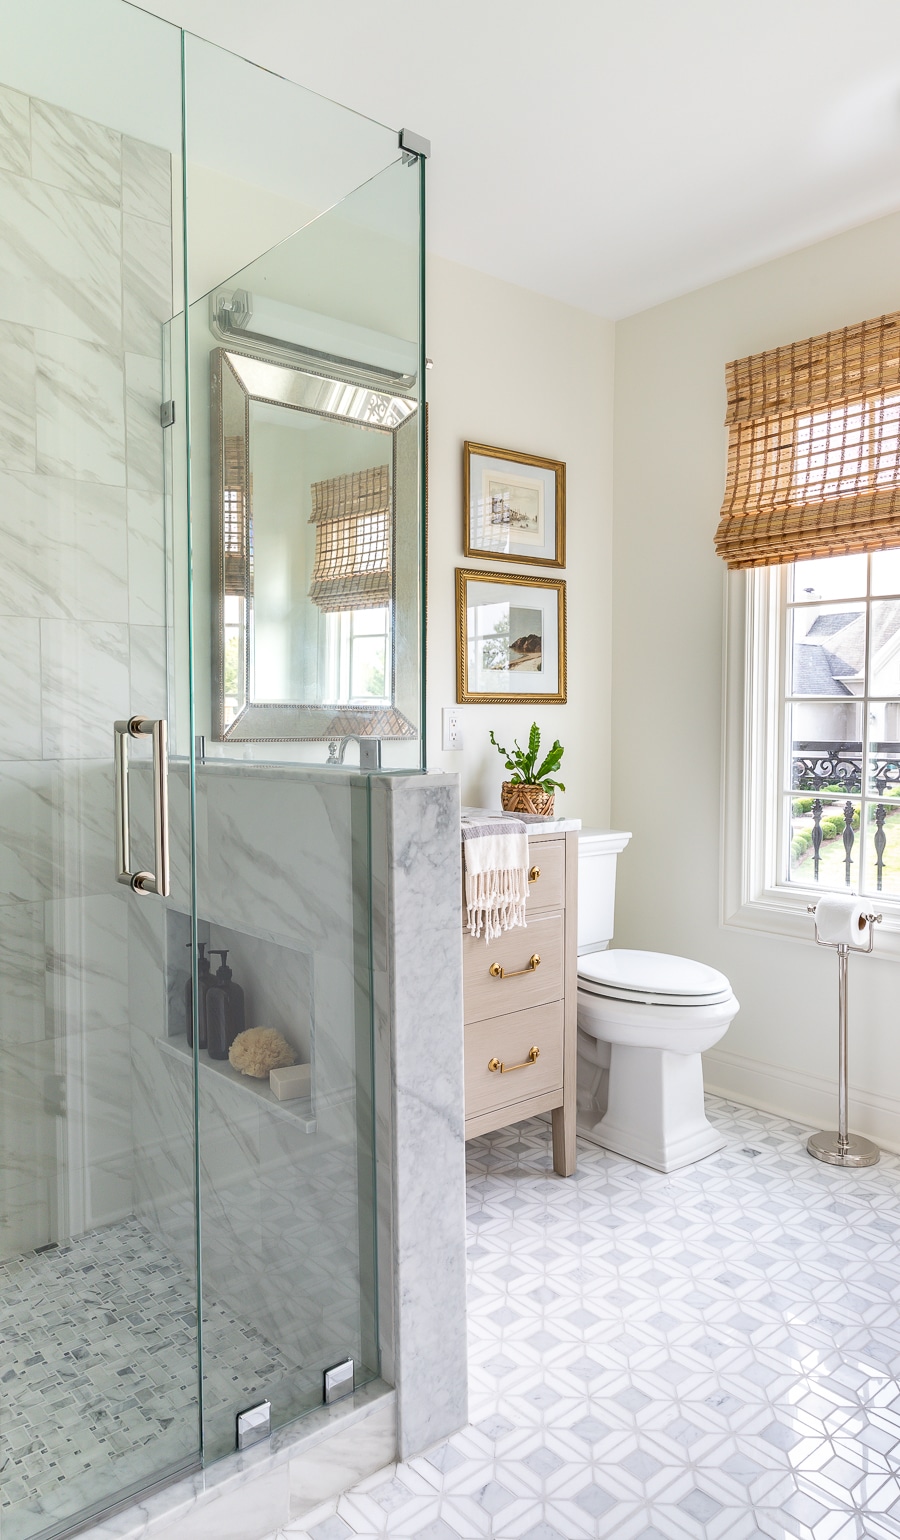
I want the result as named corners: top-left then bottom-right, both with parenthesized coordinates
top-left (0, 4), bottom-right (201, 1537)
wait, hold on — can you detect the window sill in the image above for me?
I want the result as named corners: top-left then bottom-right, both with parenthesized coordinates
top-left (724, 884), bottom-right (900, 959)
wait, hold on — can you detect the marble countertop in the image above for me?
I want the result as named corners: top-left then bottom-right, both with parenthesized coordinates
top-left (461, 805), bottom-right (582, 833)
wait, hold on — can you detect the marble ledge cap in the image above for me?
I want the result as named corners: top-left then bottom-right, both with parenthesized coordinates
top-left (461, 805), bottom-right (582, 833)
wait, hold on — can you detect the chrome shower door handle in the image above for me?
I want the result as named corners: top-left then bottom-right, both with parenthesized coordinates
top-left (114, 716), bottom-right (170, 897)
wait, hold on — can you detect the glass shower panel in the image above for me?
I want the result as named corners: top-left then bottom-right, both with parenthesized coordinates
top-left (182, 33), bottom-right (422, 1459)
top-left (0, 3), bottom-right (200, 1538)
top-left (183, 30), bottom-right (425, 770)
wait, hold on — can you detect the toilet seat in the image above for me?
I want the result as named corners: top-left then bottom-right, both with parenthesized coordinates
top-left (577, 948), bottom-right (733, 1008)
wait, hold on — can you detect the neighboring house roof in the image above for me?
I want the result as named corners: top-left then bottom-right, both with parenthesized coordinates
top-left (793, 644), bottom-right (854, 696)
top-left (807, 612), bottom-right (858, 637)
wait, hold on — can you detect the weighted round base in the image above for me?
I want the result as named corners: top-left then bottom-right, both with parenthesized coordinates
top-left (807, 1130), bottom-right (880, 1168)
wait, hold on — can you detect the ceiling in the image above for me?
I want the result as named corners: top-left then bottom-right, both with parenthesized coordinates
top-left (142, 0), bottom-right (900, 318)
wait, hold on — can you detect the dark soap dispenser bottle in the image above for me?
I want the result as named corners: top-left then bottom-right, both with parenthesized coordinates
top-left (206, 950), bottom-right (246, 1060)
top-left (185, 941), bottom-right (212, 1050)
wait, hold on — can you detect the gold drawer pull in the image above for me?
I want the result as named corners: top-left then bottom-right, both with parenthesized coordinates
top-left (529, 865), bottom-right (540, 882)
top-left (489, 953), bottom-right (540, 980)
top-left (488, 1045), bottom-right (540, 1074)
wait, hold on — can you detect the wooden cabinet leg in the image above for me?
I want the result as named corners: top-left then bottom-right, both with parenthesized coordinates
top-left (551, 1103), bottom-right (576, 1176)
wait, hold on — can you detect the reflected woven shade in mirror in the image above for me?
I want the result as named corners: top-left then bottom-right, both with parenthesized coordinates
top-left (308, 464), bottom-right (391, 610)
top-left (715, 310), bottom-right (900, 568)
top-left (223, 434), bottom-right (249, 595)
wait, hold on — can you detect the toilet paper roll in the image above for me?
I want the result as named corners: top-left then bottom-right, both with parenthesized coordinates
top-left (813, 893), bottom-right (870, 948)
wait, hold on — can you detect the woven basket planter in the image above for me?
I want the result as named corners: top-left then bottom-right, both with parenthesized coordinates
top-left (501, 781), bottom-right (555, 817)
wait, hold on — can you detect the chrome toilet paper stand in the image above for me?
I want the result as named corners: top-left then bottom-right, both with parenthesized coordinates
top-left (807, 903), bottom-right (882, 1168)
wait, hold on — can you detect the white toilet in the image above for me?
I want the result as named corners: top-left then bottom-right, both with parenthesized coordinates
top-left (576, 831), bottom-right (739, 1172)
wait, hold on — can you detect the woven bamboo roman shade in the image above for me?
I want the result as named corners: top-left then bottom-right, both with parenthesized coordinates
top-left (714, 310), bottom-right (900, 569)
top-left (222, 435), bottom-right (249, 596)
top-left (308, 464), bottom-right (391, 612)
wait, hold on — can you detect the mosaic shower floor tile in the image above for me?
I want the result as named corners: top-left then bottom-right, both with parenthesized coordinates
top-left (0, 1216), bottom-right (300, 1540)
top-left (274, 1097), bottom-right (900, 1540)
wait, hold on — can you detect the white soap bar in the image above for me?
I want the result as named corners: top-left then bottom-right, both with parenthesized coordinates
top-left (269, 1062), bottom-right (311, 1101)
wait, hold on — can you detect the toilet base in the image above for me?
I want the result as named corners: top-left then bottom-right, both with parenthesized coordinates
top-left (587, 1044), bottom-right (725, 1172)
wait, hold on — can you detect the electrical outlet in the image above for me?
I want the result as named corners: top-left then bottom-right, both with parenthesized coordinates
top-left (442, 706), bottom-right (463, 751)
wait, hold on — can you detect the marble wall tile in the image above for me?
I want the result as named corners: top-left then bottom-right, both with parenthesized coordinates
top-left (35, 331), bottom-right (126, 485)
top-left (31, 100), bottom-right (121, 206)
top-left (201, 771), bottom-right (355, 952)
top-left (40, 619), bottom-right (130, 758)
top-left (123, 214), bottom-right (172, 357)
top-left (0, 168), bottom-right (121, 347)
top-left (0, 84), bottom-right (31, 176)
top-left (0, 1175), bottom-right (50, 1261)
top-left (127, 487), bottom-right (167, 625)
top-left (122, 136), bottom-right (171, 226)
top-left (127, 901), bottom-right (167, 1037)
top-left (49, 759), bottom-right (117, 900)
top-left (0, 900), bottom-right (46, 1043)
top-left (83, 1158), bottom-right (133, 1228)
top-left (0, 616), bottom-right (42, 758)
top-left (0, 319), bottom-right (35, 471)
top-left (0, 1036), bottom-right (55, 1190)
top-left (378, 774), bottom-right (468, 1459)
top-left (125, 352), bottom-right (165, 496)
top-left (130, 623), bottom-right (168, 720)
top-left (45, 894), bottom-right (129, 1036)
top-left (0, 759), bottom-right (53, 903)
top-left (0, 470), bottom-right (128, 623)
top-left (84, 1028), bottom-right (133, 1156)
top-left (130, 1030), bottom-right (195, 1261)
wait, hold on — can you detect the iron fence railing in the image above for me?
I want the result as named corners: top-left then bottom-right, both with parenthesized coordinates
top-left (791, 740), bottom-right (900, 889)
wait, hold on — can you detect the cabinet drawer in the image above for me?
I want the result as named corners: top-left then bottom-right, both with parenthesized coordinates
top-left (465, 999), bottom-right (563, 1119)
top-left (526, 839), bottom-right (565, 913)
top-left (464, 911), bottom-right (563, 1023)
top-left (461, 837), bottom-right (565, 926)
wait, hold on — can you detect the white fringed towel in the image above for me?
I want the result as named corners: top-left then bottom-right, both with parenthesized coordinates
top-left (462, 815), bottom-right (530, 941)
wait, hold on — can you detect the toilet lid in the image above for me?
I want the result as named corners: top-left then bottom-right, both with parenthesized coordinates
top-left (577, 948), bottom-right (734, 1007)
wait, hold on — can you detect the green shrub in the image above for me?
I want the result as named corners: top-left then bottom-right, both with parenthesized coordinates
top-left (792, 798), bottom-right (814, 816)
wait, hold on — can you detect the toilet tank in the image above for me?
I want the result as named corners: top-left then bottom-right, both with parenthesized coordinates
top-left (577, 830), bottom-right (632, 954)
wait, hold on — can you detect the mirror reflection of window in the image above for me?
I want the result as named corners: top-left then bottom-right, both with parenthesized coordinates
top-left (325, 606), bottom-right (391, 704)
top-left (223, 595), bottom-right (245, 729)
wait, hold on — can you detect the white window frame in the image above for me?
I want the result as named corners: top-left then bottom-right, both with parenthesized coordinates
top-left (722, 564), bottom-right (900, 959)
top-left (324, 605), bottom-right (391, 706)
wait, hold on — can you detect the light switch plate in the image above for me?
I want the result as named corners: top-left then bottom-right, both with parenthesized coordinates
top-left (442, 706), bottom-right (463, 751)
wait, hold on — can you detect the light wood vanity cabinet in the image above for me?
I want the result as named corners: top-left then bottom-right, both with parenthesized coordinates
top-left (462, 830), bottom-right (578, 1176)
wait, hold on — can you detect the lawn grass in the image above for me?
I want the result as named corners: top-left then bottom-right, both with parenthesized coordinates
top-left (791, 806), bottom-right (900, 895)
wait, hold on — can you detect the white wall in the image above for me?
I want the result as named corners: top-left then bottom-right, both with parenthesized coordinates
top-left (425, 255), bottom-right (615, 826)
top-left (612, 209), bottom-right (900, 1148)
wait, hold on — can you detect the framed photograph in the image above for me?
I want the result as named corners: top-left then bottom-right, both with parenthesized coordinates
top-left (463, 441), bottom-right (565, 567)
top-left (456, 568), bottom-right (566, 704)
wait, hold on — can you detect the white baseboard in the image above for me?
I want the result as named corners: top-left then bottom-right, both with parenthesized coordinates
top-left (703, 1046), bottom-right (900, 1155)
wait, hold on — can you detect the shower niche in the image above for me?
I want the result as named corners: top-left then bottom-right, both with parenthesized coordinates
top-left (164, 911), bottom-right (317, 1130)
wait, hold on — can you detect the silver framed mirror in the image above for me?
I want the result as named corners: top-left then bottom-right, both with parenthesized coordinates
top-left (211, 347), bottom-right (420, 744)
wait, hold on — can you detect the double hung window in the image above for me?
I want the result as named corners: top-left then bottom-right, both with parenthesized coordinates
top-left (719, 310), bottom-right (900, 938)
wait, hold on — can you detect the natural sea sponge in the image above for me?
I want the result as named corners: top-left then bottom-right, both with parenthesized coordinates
top-left (228, 1027), bottom-right (295, 1078)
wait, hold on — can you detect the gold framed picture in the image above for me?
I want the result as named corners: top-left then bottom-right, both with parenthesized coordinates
top-left (463, 442), bottom-right (565, 568)
top-left (456, 568), bottom-right (566, 705)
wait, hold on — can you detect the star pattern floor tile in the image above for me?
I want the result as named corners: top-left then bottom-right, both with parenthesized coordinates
top-left (273, 1097), bottom-right (900, 1540)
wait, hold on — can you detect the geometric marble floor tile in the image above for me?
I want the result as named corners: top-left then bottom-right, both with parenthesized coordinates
top-left (271, 1097), bottom-right (900, 1540)
top-left (0, 1216), bottom-right (300, 1540)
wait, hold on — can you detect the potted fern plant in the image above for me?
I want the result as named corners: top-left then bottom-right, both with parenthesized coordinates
top-left (489, 723), bottom-right (566, 816)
